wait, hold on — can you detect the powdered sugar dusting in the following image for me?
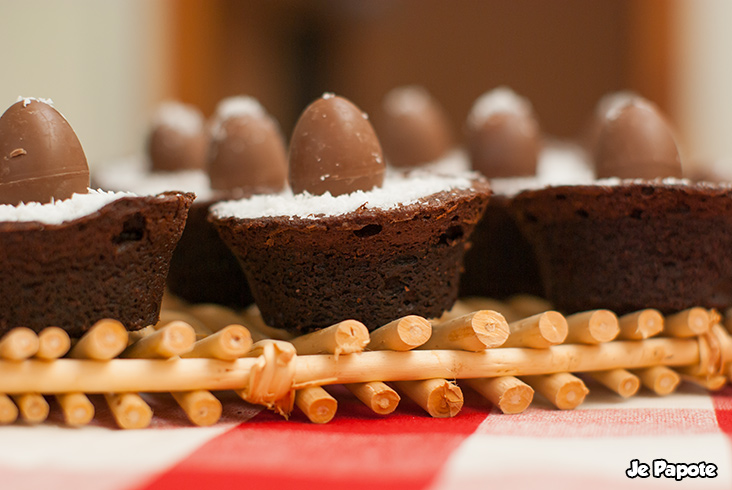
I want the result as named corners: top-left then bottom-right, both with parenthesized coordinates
top-left (383, 86), bottom-right (431, 116)
top-left (18, 96), bottom-right (54, 107)
top-left (490, 143), bottom-right (595, 197)
top-left (212, 171), bottom-right (478, 220)
top-left (601, 93), bottom-right (658, 122)
top-left (468, 87), bottom-right (532, 129)
top-left (595, 91), bottom-right (637, 119)
top-left (210, 96), bottom-right (266, 140)
top-left (95, 156), bottom-right (213, 200)
top-left (0, 189), bottom-right (136, 224)
top-left (151, 101), bottom-right (204, 136)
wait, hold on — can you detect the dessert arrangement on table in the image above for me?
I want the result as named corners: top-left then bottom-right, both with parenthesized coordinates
top-left (1, 88), bottom-right (731, 430)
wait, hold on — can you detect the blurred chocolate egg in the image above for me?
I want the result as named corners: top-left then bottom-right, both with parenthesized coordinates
top-left (289, 93), bottom-right (385, 196)
top-left (593, 97), bottom-right (682, 179)
top-left (466, 87), bottom-right (540, 178)
top-left (378, 86), bottom-right (454, 168)
top-left (0, 98), bottom-right (89, 205)
top-left (208, 96), bottom-right (288, 194)
top-left (147, 101), bottom-right (208, 172)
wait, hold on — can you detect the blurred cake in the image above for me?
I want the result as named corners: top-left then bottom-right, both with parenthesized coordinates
top-left (95, 97), bottom-right (288, 308)
top-left (0, 97), bottom-right (193, 336)
top-left (211, 93), bottom-right (491, 334)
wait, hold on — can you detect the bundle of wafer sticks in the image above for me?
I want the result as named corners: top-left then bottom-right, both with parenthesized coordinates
top-left (0, 294), bottom-right (730, 429)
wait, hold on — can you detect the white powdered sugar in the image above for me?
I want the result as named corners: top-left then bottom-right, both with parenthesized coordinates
top-left (0, 189), bottom-right (136, 224)
top-left (210, 96), bottom-right (266, 141)
top-left (383, 86), bottom-right (431, 116)
top-left (18, 96), bottom-right (54, 107)
top-left (151, 101), bottom-right (204, 136)
top-left (94, 156), bottom-right (213, 200)
top-left (467, 87), bottom-right (532, 129)
top-left (212, 171), bottom-right (478, 220)
top-left (389, 148), bottom-right (471, 175)
top-left (489, 143), bottom-right (595, 197)
top-left (595, 91), bottom-right (637, 120)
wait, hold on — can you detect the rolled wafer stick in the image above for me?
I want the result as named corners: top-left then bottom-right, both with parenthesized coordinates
top-left (0, 336), bottom-right (717, 395)
top-left (295, 386), bottom-right (337, 424)
top-left (161, 292), bottom-right (187, 312)
top-left (522, 373), bottom-right (589, 410)
top-left (0, 327), bottom-right (39, 361)
top-left (368, 315), bottom-right (431, 351)
top-left (465, 376), bottom-right (534, 414)
top-left (503, 311), bottom-right (568, 348)
top-left (127, 325), bottom-right (157, 345)
top-left (157, 310), bottom-right (212, 339)
top-left (393, 379), bottom-right (463, 418)
top-left (680, 374), bottom-right (727, 391)
top-left (240, 305), bottom-right (294, 341)
top-left (172, 390), bottom-right (222, 426)
top-left (346, 381), bottom-right (400, 415)
top-left (12, 393), bottom-right (49, 423)
top-left (432, 300), bottom-right (475, 323)
top-left (187, 304), bottom-right (248, 334)
top-left (56, 392), bottom-right (94, 426)
top-left (665, 308), bottom-right (711, 338)
top-left (36, 327), bottom-right (71, 360)
top-left (290, 320), bottom-right (369, 358)
top-left (104, 393), bottom-right (153, 429)
top-left (235, 340), bottom-right (297, 417)
top-left (121, 321), bottom-right (196, 359)
top-left (421, 310), bottom-right (509, 351)
top-left (633, 366), bottom-right (680, 395)
top-left (564, 310), bottom-right (619, 344)
top-left (0, 394), bottom-right (18, 424)
top-left (69, 319), bottom-right (128, 360)
top-left (182, 325), bottom-right (253, 360)
top-left (506, 295), bottom-right (553, 320)
top-left (617, 309), bottom-right (664, 340)
top-left (588, 369), bottom-right (640, 398)
top-left (461, 297), bottom-right (518, 322)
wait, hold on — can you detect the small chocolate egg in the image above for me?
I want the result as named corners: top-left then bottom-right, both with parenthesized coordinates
top-left (465, 87), bottom-right (541, 179)
top-left (378, 86), bottom-right (454, 168)
top-left (289, 94), bottom-right (385, 197)
top-left (147, 101), bottom-right (208, 172)
top-left (593, 97), bottom-right (682, 179)
top-left (0, 98), bottom-right (89, 205)
top-left (208, 96), bottom-right (288, 194)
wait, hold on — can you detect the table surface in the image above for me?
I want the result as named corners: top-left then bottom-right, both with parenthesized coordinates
top-left (2, 381), bottom-right (731, 490)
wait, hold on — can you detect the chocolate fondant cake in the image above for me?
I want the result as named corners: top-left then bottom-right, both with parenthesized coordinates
top-left (511, 94), bottom-right (729, 315)
top-left (0, 97), bottom-right (193, 336)
top-left (211, 94), bottom-right (491, 333)
top-left (0, 191), bottom-right (193, 336)
top-left (96, 97), bottom-right (289, 308)
top-left (512, 180), bottom-right (732, 315)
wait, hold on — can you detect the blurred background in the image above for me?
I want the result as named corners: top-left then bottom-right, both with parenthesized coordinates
top-left (0, 0), bottom-right (729, 174)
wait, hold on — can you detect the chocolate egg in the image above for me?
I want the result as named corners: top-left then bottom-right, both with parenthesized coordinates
top-left (466, 87), bottom-right (540, 178)
top-left (593, 96), bottom-right (682, 179)
top-left (0, 98), bottom-right (89, 205)
top-left (147, 102), bottom-right (208, 172)
top-left (289, 93), bottom-right (385, 196)
top-left (208, 96), bottom-right (288, 194)
top-left (378, 86), bottom-right (454, 168)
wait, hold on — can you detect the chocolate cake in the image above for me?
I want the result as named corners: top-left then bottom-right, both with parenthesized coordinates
top-left (511, 94), bottom-right (727, 315)
top-left (0, 191), bottom-right (193, 336)
top-left (0, 97), bottom-right (193, 336)
top-left (512, 180), bottom-right (732, 315)
top-left (211, 94), bottom-right (491, 333)
top-left (95, 97), bottom-right (288, 308)
top-left (458, 88), bottom-right (587, 299)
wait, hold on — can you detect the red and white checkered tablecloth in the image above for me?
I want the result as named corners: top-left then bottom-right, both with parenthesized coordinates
top-left (2, 381), bottom-right (731, 490)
